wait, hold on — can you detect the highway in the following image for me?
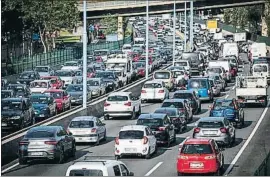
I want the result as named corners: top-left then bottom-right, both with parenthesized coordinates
top-left (2, 50), bottom-right (270, 176)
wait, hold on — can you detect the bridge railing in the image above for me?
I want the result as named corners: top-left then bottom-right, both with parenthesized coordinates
top-left (254, 152), bottom-right (270, 176)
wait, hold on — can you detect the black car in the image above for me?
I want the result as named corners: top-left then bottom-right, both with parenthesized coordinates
top-left (17, 70), bottom-right (40, 85)
top-left (7, 84), bottom-right (31, 98)
top-left (137, 113), bottom-right (176, 147)
top-left (154, 108), bottom-right (187, 133)
top-left (1, 90), bottom-right (15, 99)
top-left (95, 71), bottom-right (119, 92)
top-left (173, 90), bottom-right (201, 115)
top-left (1, 97), bottom-right (34, 129)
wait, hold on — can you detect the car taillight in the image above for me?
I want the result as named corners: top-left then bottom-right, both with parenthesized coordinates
top-left (45, 141), bottom-right (58, 145)
top-left (179, 108), bottom-right (185, 112)
top-left (194, 127), bottom-right (200, 133)
top-left (158, 90), bottom-right (164, 93)
top-left (204, 155), bottom-right (216, 159)
top-left (91, 128), bottom-right (97, 133)
top-left (19, 141), bottom-right (29, 145)
top-left (104, 102), bottom-right (110, 107)
top-left (220, 128), bottom-right (228, 133)
top-left (115, 137), bottom-right (119, 145)
top-left (141, 90), bottom-right (147, 93)
top-left (159, 127), bottom-right (166, 131)
top-left (124, 102), bottom-right (131, 106)
top-left (178, 155), bottom-right (188, 159)
top-left (143, 136), bottom-right (148, 144)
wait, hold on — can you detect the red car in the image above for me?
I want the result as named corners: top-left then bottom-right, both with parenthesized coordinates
top-left (177, 138), bottom-right (224, 176)
top-left (41, 76), bottom-right (64, 89)
top-left (87, 67), bottom-right (96, 78)
top-left (43, 89), bottom-right (72, 113)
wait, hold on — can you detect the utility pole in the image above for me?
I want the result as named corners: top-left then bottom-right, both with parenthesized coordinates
top-left (173, 0), bottom-right (176, 63)
top-left (83, 0), bottom-right (87, 108)
top-left (184, 1), bottom-right (187, 52)
top-left (145, 0), bottom-right (149, 79)
top-left (190, 0), bottom-right (194, 51)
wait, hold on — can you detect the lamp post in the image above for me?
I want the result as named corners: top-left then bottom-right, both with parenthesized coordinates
top-left (173, 0), bottom-right (176, 63)
top-left (184, 1), bottom-right (187, 52)
top-left (190, 0), bottom-right (194, 51)
top-left (145, 0), bottom-right (149, 79)
top-left (83, 0), bottom-right (87, 108)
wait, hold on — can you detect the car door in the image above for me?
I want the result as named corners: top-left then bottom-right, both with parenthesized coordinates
top-left (212, 140), bottom-right (223, 166)
top-left (96, 118), bottom-right (105, 138)
top-left (164, 116), bottom-right (174, 140)
top-left (145, 127), bottom-right (155, 152)
top-left (120, 164), bottom-right (130, 176)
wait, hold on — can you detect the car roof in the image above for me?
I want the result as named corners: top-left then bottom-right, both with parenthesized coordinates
top-left (28, 126), bottom-right (60, 132)
top-left (138, 113), bottom-right (167, 119)
top-left (30, 94), bottom-right (49, 97)
top-left (145, 80), bottom-right (163, 84)
top-left (163, 99), bottom-right (186, 103)
top-left (199, 117), bottom-right (225, 122)
top-left (184, 138), bottom-right (211, 145)
top-left (71, 160), bottom-right (117, 167)
top-left (174, 90), bottom-right (193, 94)
top-left (108, 92), bottom-right (131, 97)
top-left (215, 98), bottom-right (233, 102)
top-left (120, 125), bottom-right (148, 131)
top-left (155, 107), bottom-right (178, 112)
top-left (31, 80), bottom-right (50, 82)
top-left (36, 65), bottom-right (50, 67)
top-left (71, 116), bottom-right (97, 122)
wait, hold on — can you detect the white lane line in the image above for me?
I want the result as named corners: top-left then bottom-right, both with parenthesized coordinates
top-left (144, 162), bottom-right (163, 176)
top-left (224, 99), bottom-right (270, 176)
top-left (1, 163), bottom-right (19, 174)
top-left (225, 94), bottom-right (229, 98)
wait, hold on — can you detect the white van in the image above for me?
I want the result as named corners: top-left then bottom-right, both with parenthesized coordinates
top-left (252, 64), bottom-right (269, 78)
top-left (173, 60), bottom-right (190, 72)
top-left (222, 42), bottom-right (239, 59)
top-left (250, 43), bottom-right (267, 60)
top-left (208, 61), bottom-right (232, 82)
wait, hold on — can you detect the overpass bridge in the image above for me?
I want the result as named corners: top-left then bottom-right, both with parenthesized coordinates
top-left (79, 0), bottom-right (265, 19)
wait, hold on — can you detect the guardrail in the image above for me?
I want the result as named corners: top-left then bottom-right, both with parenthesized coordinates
top-left (254, 152), bottom-right (270, 176)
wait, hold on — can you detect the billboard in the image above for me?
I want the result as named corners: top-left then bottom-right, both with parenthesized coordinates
top-left (207, 20), bottom-right (218, 29)
top-left (117, 16), bottom-right (124, 40)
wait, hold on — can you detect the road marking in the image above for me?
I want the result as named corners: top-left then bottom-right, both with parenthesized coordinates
top-left (1, 163), bottom-right (19, 174)
top-left (144, 162), bottom-right (163, 176)
top-left (225, 94), bottom-right (229, 98)
top-left (224, 99), bottom-right (270, 176)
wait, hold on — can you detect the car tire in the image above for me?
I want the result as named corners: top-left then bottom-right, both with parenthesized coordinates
top-left (115, 155), bottom-right (120, 160)
top-left (231, 134), bottom-right (236, 145)
top-left (95, 135), bottom-right (100, 146)
top-left (177, 172), bottom-right (183, 176)
top-left (31, 116), bottom-right (36, 125)
top-left (56, 147), bottom-right (65, 164)
top-left (131, 109), bottom-right (136, 119)
top-left (19, 157), bottom-right (27, 165)
top-left (68, 102), bottom-right (72, 110)
top-left (145, 148), bottom-right (151, 159)
top-left (137, 106), bottom-right (141, 116)
top-left (103, 131), bottom-right (107, 141)
top-left (19, 120), bottom-right (25, 130)
top-left (173, 133), bottom-right (176, 143)
top-left (70, 142), bottom-right (76, 158)
top-left (215, 169), bottom-right (221, 176)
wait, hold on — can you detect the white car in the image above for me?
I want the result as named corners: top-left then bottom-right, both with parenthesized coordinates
top-left (67, 116), bottom-right (106, 145)
top-left (65, 157), bottom-right (134, 176)
top-left (141, 80), bottom-right (169, 102)
top-left (122, 44), bottom-right (132, 54)
top-left (61, 61), bottom-right (80, 70)
top-left (104, 92), bottom-right (141, 120)
top-left (115, 125), bottom-right (157, 159)
top-left (55, 70), bottom-right (77, 88)
top-left (29, 80), bottom-right (50, 94)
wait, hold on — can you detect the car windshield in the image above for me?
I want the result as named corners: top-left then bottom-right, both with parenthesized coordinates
top-left (64, 62), bottom-right (78, 66)
top-left (69, 120), bottom-right (94, 128)
top-left (173, 93), bottom-right (193, 99)
top-left (134, 62), bottom-right (145, 68)
top-left (55, 71), bottom-right (73, 77)
top-left (175, 62), bottom-right (188, 67)
top-left (88, 80), bottom-right (100, 86)
top-left (154, 72), bottom-right (170, 79)
top-left (207, 68), bottom-right (222, 74)
top-left (137, 119), bottom-right (163, 127)
top-left (35, 67), bottom-right (49, 72)
top-left (69, 170), bottom-right (103, 176)
top-left (161, 101), bottom-right (184, 108)
top-left (119, 130), bottom-right (144, 139)
top-left (19, 72), bottom-right (35, 79)
top-left (154, 109), bottom-right (177, 117)
top-left (44, 92), bottom-right (63, 99)
top-left (1, 91), bottom-right (12, 98)
top-left (30, 96), bottom-right (49, 104)
top-left (254, 65), bottom-right (267, 72)
top-left (25, 130), bottom-right (55, 138)
top-left (198, 121), bottom-right (224, 128)
top-left (181, 144), bottom-right (213, 154)
top-left (30, 81), bottom-right (48, 88)
top-left (214, 101), bottom-right (234, 110)
top-left (188, 80), bottom-right (208, 88)
top-left (143, 83), bottom-right (162, 88)
top-left (182, 53), bottom-right (199, 61)
top-left (107, 96), bottom-right (128, 101)
top-left (2, 100), bottom-right (22, 110)
top-left (95, 72), bottom-right (114, 79)
top-left (94, 51), bottom-right (108, 56)
top-left (66, 85), bottom-right (83, 92)
top-left (123, 46), bottom-right (132, 50)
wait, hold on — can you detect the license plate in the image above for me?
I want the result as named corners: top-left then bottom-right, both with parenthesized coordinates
top-left (39, 114), bottom-right (45, 117)
top-left (204, 131), bottom-right (217, 134)
top-left (190, 163), bottom-right (204, 168)
top-left (71, 100), bottom-right (75, 103)
top-left (2, 123), bottom-right (7, 127)
top-left (30, 152), bottom-right (43, 156)
top-left (247, 100), bottom-right (255, 103)
top-left (125, 148), bottom-right (136, 152)
top-left (78, 138), bottom-right (82, 140)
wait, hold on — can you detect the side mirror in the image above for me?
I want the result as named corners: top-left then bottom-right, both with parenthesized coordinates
top-left (68, 132), bottom-right (73, 135)
top-left (129, 172), bottom-right (134, 176)
top-left (61, 65), bottom-right (64, 67)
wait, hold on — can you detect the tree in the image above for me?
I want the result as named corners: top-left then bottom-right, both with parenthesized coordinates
top-left (3, 0), bottom-right (79, 53)
top-left (100, 14), bottom-right (118, 35)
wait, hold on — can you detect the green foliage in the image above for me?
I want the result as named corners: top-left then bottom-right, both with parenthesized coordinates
top-left (100, 14), bottom-right (118, 35)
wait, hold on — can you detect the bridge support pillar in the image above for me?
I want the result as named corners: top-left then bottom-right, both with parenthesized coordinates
top-left (262, 4), bottom-right (269, 37)
top-left (117, 16), bottom-right (124, 40)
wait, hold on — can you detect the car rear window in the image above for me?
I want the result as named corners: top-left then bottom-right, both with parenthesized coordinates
top-left (154, 109), bottom-right (177, 117)
top-left (69, 169), bottom-right (103, 176)
top-left (154, 72), bottom-right (170, 79)
top-left (25, 131), bottom-right (55, 138)
top-left (143, 83), bottom-right (162, 88)
top-left (107, 96), bottom-right (128, 102)
top-left (173, 93), bottom-right (193, 99)
top-left (188, 80), bottom-right (208, 88)
top-left (207, 68), bottom-right (222, 74)
top-left (181, 144), bottom-right (213, 154)
top-left (198, 121), bottom-right (224, 128)
top-left (174, 62), bottom-right (187, 66)
top-left (119, 130), bottom-right (144, 139)
top-left (69, 121), bottom-right (94, 128)
top-left (161, 101), bottom-right (184, 108)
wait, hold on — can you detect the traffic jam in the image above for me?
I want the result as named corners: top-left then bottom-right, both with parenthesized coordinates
top-left (2, 15), bottom-right (270, 176)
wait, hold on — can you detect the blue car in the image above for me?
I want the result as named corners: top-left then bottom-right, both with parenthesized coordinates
top-left (30, 94), bottom-right (57, 121)
top-left (209, 98), bottom-right (245, 128)
top-left (187, 77), bottom-right (214, 102)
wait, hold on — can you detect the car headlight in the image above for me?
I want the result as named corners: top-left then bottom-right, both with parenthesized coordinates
top-left (11, 116), bottom-right (21, 119)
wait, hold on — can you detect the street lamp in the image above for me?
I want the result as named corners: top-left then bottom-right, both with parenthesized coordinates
top-left (184, 1), bottom-right (187, 52)
top-left (190, 0), bottom-right (194, 51)
top-left (83, 0), bottom-right (87, 108)
top-left (145, 0), bottom-right (149, 79)
top-left (173, 0), bottom-right (176, 63)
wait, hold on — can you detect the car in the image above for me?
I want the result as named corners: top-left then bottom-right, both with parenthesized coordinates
top-left (54, 70), bottom-right (76, 89)
top-left (67, 116), bottom-right (106, 145)
top-left (61, 61), bottom-right (80, 70)
top-left (104, 92), bottom-right (141, 120)
top-left (206, 66), bottom-right (228, 86)
top-left (173, 90), bottom-right (201, 115)
top-left (66, 84), bottom-right (92, 105)
top-left (153, 70), bottom-right (174, 91)
top-left (209, 99), bottom-right (245, 128)
top-left (65, 157), bottom-right (134, 176)
top-left (7, 83), bottom-right (31, 98)
top-left (41, 76), bottom-right (64, 89)
top-left (209, 78), bottom-right (221, 97)
top-left (1, 90), bottom-right (15, 99)
top-left (177, 138), bottom-right (224, 176)
top-left (87, 78), bottom-right (107, 98)
top-left (18, 126), bottom-right (76, 164)
top-left (141, 80), bottom-right (169, 103)
top-left (154, 108), bottom-right (187, 133)
top-left (1, 97), bottom-right (34, 129)
top-left (133, 62), bottom-right (147, 78)
top-left (30, 94), bottom-right (57, 121)
top-left (43, 89), bottom-right (72, 113)
top-left (161, 99), bottom-right (193, 122)
top-left (187, 77), bottom-right (214, 102)
top-left (95, 71), bottom-right (120, 92)
top-left (137, 113), bottom-right (176, 147)
top-left (29, 80), bottom-right (51, 94)
top-left (114, 125), bottom-right (157, 159)
top-left (193, 117), bottom-right (236, 147)
top-left (208, 74), bottom-right (226, 92)
top-left (34, 65), bottom-right (54, 77)
top-left (17, 70), bottom-right (40, 85)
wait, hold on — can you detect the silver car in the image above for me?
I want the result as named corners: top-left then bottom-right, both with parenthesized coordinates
top-left (209, 78), bottom-right (221, 97)
top-left (209, 73), bottom-right (226, 92)
top-left (193, 117), bottom-right (236, 147)
top-left (87, 78), bottom-right (106, 98)
top-left (18, 126), bottom-right (76, 165)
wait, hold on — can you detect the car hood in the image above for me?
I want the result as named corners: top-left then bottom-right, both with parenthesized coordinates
top-left (211, 108), bottom-right (235, 119)
top-left (32, 103), bottom-right (48, 110)
top-left (88, 86), bottom-right (100, 90)
top-left (103, 78), bottom-right (115, 82)
top-left (2, 110), bottom-right (22, 117)
top-left (68, 92), bottom-right (83, 97)
top-left (38, 72), bottom-right (50, 77)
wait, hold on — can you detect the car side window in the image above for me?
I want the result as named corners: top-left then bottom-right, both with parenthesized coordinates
top-left (120, 164), bottom-right (129, 176)
top-left (58, 127), bottom-right (67, 136)
top-left (113, 165), bottom-right (121, 176)
top-left (96, 119), bottom-right (103, 126)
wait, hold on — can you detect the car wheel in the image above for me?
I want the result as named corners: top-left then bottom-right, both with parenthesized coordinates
top-left (231, 134), bottom-right (236, 145)
top-left (131, 109), bottom-right (136, 119)
top-left (19, 157), bottom-right (27, 165)
top-left (31, 116), bottom-right (36, 125)
top-left (145, 148), bottom-right (151, 159)
top-left (19, 120), bottom-right (25, 130)
top-left (70, 142), bottom-right (76, 158)
top-left (115, 155), bottom-right (120, 160)
top-left (56, 147), bottom-right (65, 164)
top-left (104, 115), bottom-right (109, 120)
top-left (177, 172), bottom-right (183, 176)
top-left (137, 106), bottom-right (141, 116)
top-left (53, 108), bottom-right (57, 116)
top-left (95, 134), bottom-right (100, 146)
top-left (69, 102), bottom-right (72, 110)
top-left (173, 132), bottom-right (176, 143)
top-left (215, 169), bottom-right (221, 176)
top-left (103, 131), bottom-right (107, 141)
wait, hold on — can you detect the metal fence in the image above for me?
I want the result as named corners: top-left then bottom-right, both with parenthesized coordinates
top-left (254, 152), bottom-right (270, 176)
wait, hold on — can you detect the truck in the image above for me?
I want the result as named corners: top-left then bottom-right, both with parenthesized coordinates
top-left (234, 33), bottom-right (246, 42)
top-left (162, 14), bottom-right (171, 20)
top-left (235, 76), bottom-right (268, 107)
top-left (249, 43), bottom-right (267, 61)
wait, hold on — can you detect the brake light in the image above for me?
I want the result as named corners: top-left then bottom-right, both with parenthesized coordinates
top-left (194, 127), bottom-right (200, 133)
top-left (19, 141), bottom-right (29, 145)
top-left (220, 128), bottom-right (228, 133)
top-left (143, 136), bottom-right (148, 144)
top-left (91, 128), bottom-right (97, 133)
top-left (104, 102), bottom-right (110, 107)
top-left (124, 102), bottom-right (131, 106)
top-left (178, 155), bottom-right (188, 159)
top-left (158, 90), bottom-right (164, 93)
top-left (159, 127), bottom-right (166, 131)
top-left (141, 90), bottom-right (147, 93)
top-left (179, 108), bottom-right (185, 112)
top-left (45, 141), bottom-right (58, 145)
top-left (204, 155), bottom-right (216, 159)
top-left (115, 137), bottom-right (119, 145)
